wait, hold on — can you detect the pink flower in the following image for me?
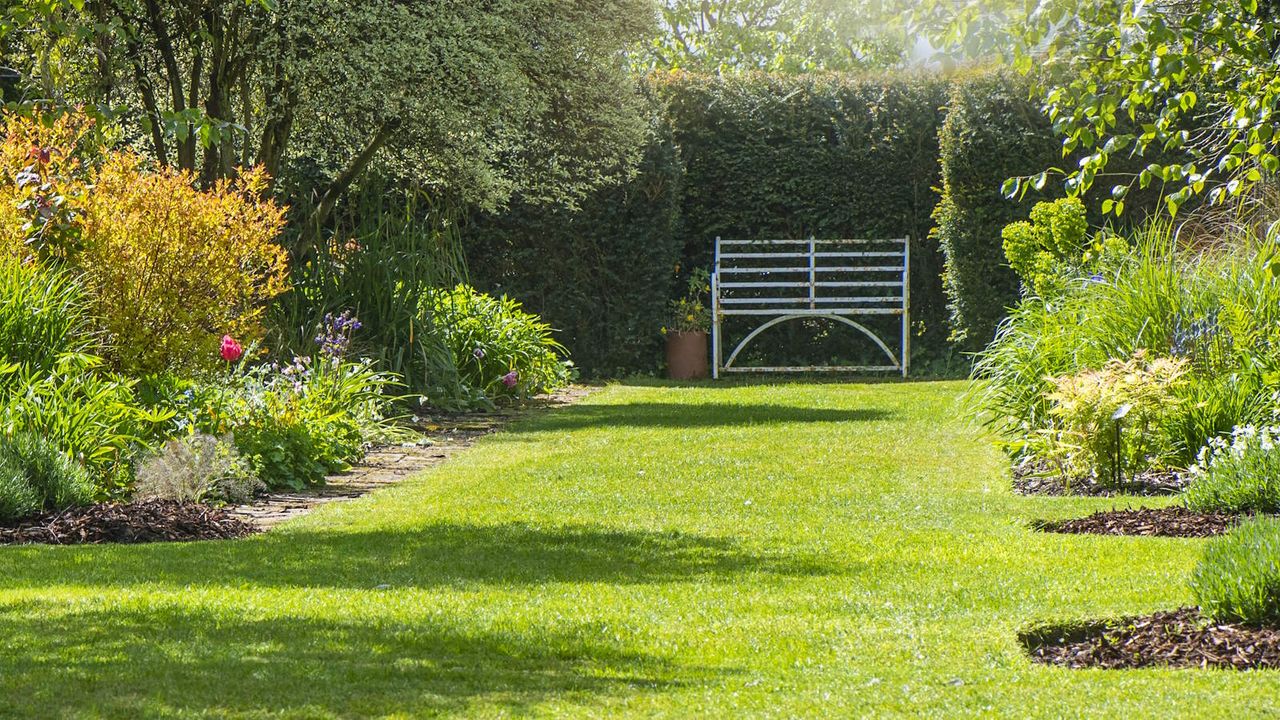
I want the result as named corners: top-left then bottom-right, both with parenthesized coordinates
top-left (220, 335), bottom-right (243, 363)
top-left (501, 370), bottom-right (518, 388)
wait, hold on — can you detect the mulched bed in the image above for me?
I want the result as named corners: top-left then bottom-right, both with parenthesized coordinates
top-left (1023, 607), bottom-right (1280, 670)
top-left (1033, 507), bottom-right (1244, 538)
top-left (1012, 461), bottom-right (1186, 497)
top-left (0, 500), bottom-right (258, 545)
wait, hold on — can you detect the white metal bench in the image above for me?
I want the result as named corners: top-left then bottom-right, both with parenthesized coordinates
top-left (710, 236), bottom-right (910, 378)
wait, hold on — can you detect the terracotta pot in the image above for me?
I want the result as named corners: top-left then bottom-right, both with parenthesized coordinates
top-left (666, 330), bottom-right (709, 380)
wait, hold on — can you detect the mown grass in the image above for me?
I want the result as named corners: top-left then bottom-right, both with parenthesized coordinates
top-left (0, 380), bottom-right (1274, 718)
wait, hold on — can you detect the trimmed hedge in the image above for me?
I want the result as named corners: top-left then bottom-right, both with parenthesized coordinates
top-left (937, 69), bottom-right (1182, 352)
top-left (934, 70), bottom-right (1059, 352)
top-left (658, 71), bottom-right (952, 363)
top-left (467, 69), bottom-right (1176, 376)
top-left (465, 110), bottom-right (683, 377)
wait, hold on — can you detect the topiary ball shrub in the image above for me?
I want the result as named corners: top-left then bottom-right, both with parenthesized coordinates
top-left (0, 431), bottom-right (95, 523)
top-left (1190, 516), bottom-right (1280, 626)
top-left (1184, 426), bottom-right (1280, 514)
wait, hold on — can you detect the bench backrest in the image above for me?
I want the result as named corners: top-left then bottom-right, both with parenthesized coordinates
top-left (712, 237), bottom-right (909, 317)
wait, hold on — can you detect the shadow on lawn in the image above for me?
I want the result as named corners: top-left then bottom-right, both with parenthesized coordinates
top-left (0, 521), bottom-right (838, 592)
top-left (512, 401), bottom-right (892, 431)
top-left (0, 598), bottom-right (702, 717)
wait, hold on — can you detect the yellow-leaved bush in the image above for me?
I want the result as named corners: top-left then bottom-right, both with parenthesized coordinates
top-left (0, 112), bottom-right (96, 262)
top-left (79, 154), bottom-right (289, 374)
top-left (0, 110), bottom-right (289, 375)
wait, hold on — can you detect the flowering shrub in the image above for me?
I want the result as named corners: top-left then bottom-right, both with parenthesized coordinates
top-left (1038, 351), bottom-right (1188, 484)
top-left (1184, 425), bottom-right (1280, 513)
top-left (202, 355), bottom-right (399, 490)
top-left (426, 284), bottom-right (571, 401)
top-left (79, 154), bottom-right (289, 375)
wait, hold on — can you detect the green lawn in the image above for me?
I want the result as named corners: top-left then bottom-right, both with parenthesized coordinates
top-left (1, 380), bottom-right (1274, 718)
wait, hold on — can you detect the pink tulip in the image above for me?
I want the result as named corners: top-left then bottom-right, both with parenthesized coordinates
top-left (501, 370), bottom-right (518, 388)
top-left (220, 335), bottom-right (243, 363)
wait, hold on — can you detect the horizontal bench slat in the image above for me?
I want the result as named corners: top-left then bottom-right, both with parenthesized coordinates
top-left (722, 365), bottom-right (901, 372)
top-left (717, 265), bottom-right (905, 274)
top-left (717, 238), bottom-right (907, 246)
top-left (718, 308), bottom-right (904, 316)
top-left (720, 296), bottom-right (903, 304)
top-left (720, 251), bottom-right (905, 259)
top-left (719, 281), bottom-right (903, 289)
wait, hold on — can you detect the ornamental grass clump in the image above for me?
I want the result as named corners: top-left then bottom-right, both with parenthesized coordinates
top-left (1191, 517), bottom-right (1280, 626)
top-left (1184, 425), bottom-right (1280, 513)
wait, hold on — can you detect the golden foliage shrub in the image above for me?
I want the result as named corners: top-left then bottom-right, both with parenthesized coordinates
top-left (0, 112), bottom-right (96, 261)
top-left (78, 154), bottom-right (289, 374)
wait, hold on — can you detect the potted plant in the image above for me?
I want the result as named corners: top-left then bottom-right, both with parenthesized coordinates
top-left (664, 269), bottom-right (711, 380)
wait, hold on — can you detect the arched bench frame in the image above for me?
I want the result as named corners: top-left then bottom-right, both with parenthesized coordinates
top-left (711, 236), bottom-right (910, 378)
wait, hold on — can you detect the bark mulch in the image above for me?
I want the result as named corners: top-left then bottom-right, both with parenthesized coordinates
top-left (1013, 461), bottom-right (1186, 497)
top-left (1033, 507), bottom-right (1244, 538)
top-left (1023, 608), bottom-right (1280, 670)
top-left (0, 500), bottom-right (259, 545)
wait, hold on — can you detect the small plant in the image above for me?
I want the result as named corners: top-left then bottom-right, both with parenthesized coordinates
top-left (0, 257), bottom-right (94, 380)
top-left (0, 431), bottom-right (94, 522)
top-left (1184, 425), bottom-right (1280, 513)
top-left (426, 284), bottom-right (571, 401)
top-left (1001, 198), bottom-right (1089, 298)
top-left (1039, 351), bottom-right (1187, 484)
top-left (134, 433), bottom-right (263, 505)
top-left (1190, 516), bottom-right (1280, 626)
top-left (665, 268), bottom-right (711, 334)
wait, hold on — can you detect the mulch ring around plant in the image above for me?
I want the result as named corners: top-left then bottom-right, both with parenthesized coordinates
top-left (0, 500), bottom-right (259, 545)
top-left (1033, 507), bottom-right (1245, 538)
top-left (1012, 461), bottom-right (1186, 497)
top-left (1023, 608), bottom-right (1280, 670)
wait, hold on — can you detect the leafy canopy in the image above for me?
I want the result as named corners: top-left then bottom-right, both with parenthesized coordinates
top-left (638, 0), bottom-right (911, 72)
top-left (909, 0), bottom-right (1280, 216)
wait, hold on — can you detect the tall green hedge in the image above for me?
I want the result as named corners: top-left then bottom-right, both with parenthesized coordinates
top-left (467, 69), bottom-right (1173, 376)
top-left (937, 69), bottom-right (1182, 352)
top-left (657, 71), bottom-right (952, 360)
top-left (465, 113), bottom-right (683, 377)
top-left (934, 71), bottom-right (1059, 352)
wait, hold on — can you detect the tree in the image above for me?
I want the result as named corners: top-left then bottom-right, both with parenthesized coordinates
top-left (1, 0), bottom-right (655, 235)
top-left (638, 0), bottom-right (910, 72)
top-left (908, 0), bottom-right (1280, 216)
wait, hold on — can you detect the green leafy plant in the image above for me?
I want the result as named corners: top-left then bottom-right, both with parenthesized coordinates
top-left (0, 430), bottom-right (94, 522)
top-left (665, 269), bottom-right (710, 334)
top-left (0, 257), bottom-right (93, 379)
top-left (426, 284), bottom-right (571, 403)
top-left (1190, 516), bottom-right (1280, 627)
top-left (1039, 351), bottom-right (1187, 485)
top-left (0, 353), bottom-right (167, 494)
top-left (974, 221), bottom-right (1280, 481)
top-left (1184, 425), bottom-right (1280, 514)
top-left (1000, 198), bottom-right (1089, 298)
top-left (205, 356), bottom-right (400, 490)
